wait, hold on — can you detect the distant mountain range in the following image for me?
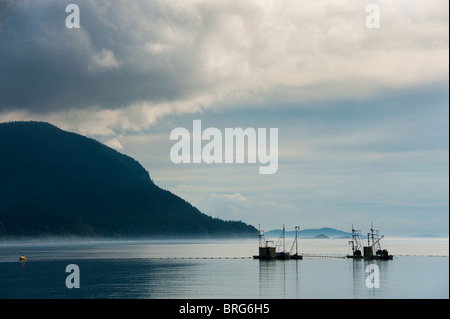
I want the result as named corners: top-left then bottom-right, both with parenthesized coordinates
top-left (0, 121), bottom-right (257, 238)
top-left (264, 228), bottom-right (449, 239)
top-left (265, 227), bottom-right (352, 239)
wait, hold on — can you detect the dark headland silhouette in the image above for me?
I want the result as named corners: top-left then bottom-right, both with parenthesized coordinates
top-left (0, 121), bottom-right (257, 238)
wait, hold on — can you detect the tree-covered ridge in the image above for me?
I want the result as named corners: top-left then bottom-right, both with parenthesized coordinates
top-left (0, 121), bottom-right (257, 238)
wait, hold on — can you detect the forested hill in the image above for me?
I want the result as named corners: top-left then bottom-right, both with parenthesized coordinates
top-left (0, 121), bottom-right (257, 238)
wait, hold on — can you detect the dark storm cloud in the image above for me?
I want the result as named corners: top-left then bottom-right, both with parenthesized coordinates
top-left (0, 0), bottom-right (203, 113)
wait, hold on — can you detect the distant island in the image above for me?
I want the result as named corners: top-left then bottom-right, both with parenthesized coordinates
top-left (0, 121), bottom-right (257, 239)
top-left (265, 227), bottom-right (352, 239)
top-left (411, 234), bottom-right (444, 238)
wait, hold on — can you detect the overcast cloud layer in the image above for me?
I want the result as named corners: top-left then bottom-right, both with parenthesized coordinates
top-left (1, 0), bottom-right (448, 134)
top-left (0, 0), bottom-right (448, 236)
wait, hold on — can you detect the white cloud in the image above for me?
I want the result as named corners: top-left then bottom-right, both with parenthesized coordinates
top-left (222, 193), bottom-right (248, 203)
top-left (0, 95), bottom-right (212, 136)
top-left (89, 49), bottom-right (120, 72)
top-left (105, 138), bottom-right (123, 151)
top-left (193, 192), bottom-right (298, 227)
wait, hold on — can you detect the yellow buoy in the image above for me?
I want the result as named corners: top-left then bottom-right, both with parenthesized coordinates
top-left (19, 255), bottom-right (26, 261)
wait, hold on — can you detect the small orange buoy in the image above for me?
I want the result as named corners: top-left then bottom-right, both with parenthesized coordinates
top-left (19, 256), bottom-right (26, 261)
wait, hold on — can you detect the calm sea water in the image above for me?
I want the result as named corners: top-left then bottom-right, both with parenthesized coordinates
top-left (0, 238), bottom-right (448, 299)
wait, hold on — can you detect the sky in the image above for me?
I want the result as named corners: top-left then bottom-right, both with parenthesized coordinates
top-left (0, 0), bottom-right (448, 236)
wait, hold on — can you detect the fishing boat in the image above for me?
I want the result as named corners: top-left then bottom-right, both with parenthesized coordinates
top-left (254, 225), bottom-right (303, 260)
top-left (364, 223), bottom-right (393, 260)
top-left (347, 223), bottom-right (393, 260)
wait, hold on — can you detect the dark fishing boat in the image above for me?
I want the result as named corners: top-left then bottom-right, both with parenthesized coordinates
top-left (347, 223), bottom-right (393, 260)
top-left (253, 225), bottom-right (302, 260)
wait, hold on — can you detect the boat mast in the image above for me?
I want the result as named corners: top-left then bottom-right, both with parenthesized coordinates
top-left (371, 223), bottom-right (383, 251)
top-left (258, 224), bottom-right (265, 248)
top-left (370, 222), bottom-right (374, 248)
top-left (350, 224), bottom-right (355, 253)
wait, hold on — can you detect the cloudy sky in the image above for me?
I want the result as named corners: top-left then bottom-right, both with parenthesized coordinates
top-left (0, 0), bottom-right (448, 236)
